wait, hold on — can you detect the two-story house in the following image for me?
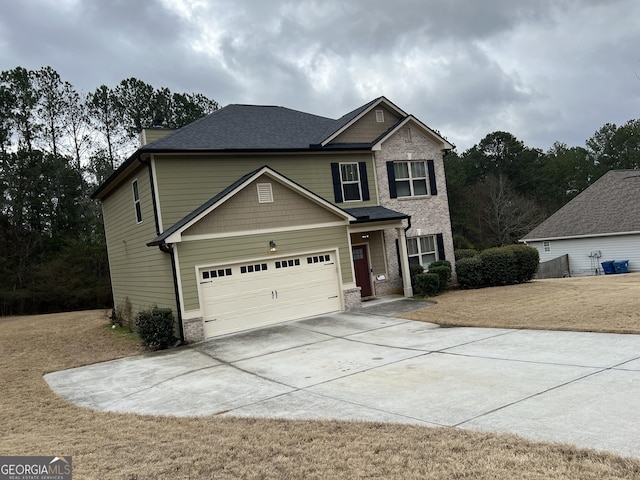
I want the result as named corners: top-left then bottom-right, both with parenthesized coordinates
top-left (92, 97), bottom-right (455, 342)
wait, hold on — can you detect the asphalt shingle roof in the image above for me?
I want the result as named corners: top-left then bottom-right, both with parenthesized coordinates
top-left (144, 105), bottom-right (337, 150)
top-left (143, 97), bottom-right (391, 151)
top-left (522, 170), bottom-right (640, 240)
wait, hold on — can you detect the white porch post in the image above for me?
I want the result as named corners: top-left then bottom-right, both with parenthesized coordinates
top-left (396, 227), bottom-right (413, 297)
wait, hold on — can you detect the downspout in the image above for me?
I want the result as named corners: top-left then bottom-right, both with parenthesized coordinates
top-left (404, 215), bottom-right (412, 233)
top-left (137, 154), bottom-right (185, 344)
top-left (158, 242), bottom-right (185, 344)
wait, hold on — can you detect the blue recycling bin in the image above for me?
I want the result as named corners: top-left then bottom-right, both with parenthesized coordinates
top-left (601, 261), bottom-right (615, 274)
top-left (613, 260), bottom-right (629, 274)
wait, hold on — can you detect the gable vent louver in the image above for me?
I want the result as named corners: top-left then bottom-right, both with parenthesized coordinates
top-left (257, 183), bottom-right (274, 203)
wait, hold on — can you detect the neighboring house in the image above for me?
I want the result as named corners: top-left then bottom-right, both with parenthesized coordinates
top-left (92, 97), bottom-right (455, 342)
top-left (521, 170), bottom-right (640, 276)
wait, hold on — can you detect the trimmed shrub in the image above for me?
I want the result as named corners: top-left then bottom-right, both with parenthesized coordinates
top-left (455, 249), bottom-right (478, 260)
top-left (135, 307), bottom-right (176, 350)
top-left (455, 256), bottom-right (484, 289)
top-left (429, 259), bottom-right (452, 272)
top-left (506, 244), bottom-right (540, 282)
top-left (480, 247), bottom-right (519, 286)
top-left (414, 273), bottom-right (440, 297)
top-left (409, 264), bottom-right (425, 293)
top-left (428, 265), bottom-right (451, 292)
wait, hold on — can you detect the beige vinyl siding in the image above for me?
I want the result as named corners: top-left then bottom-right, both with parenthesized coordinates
top-left (177, 226), bottom-right (352, 311)
top-left (102, 166), bottom-right (177, 316)
top-left (185, 175), bottom-right (341, 236)
top-left (153, 153), bottom-right (376, 230)
top-left (331, 107), bottom-right (401, 144)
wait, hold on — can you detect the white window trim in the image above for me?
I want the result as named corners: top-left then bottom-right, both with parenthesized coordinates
top-left (407, 235), bottom-right (437, 268)
top-left (543, 241), bottom-right (551, 252)
top-left (375, 110), bottom-right (384, 123)
top-left (339, 162), bottom-right (362, 202)
top-left (132, 179), bottom-right (143, 224)
top-left (394, 160), bottom-right (429, 198)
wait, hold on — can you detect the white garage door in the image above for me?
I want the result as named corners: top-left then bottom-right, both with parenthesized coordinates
top-left (200, 252), bottom-right (341, 338)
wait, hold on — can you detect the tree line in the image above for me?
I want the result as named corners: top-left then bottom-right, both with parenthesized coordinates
top-left (445, 123), bottom-right (640, 249)
top-left (0, 66), bottom-right (219, 315)
top-left (2, 65), bottom-right (638, 315)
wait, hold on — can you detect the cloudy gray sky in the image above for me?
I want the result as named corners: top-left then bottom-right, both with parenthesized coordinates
top-left (2, 0), bottom-right (639, 151)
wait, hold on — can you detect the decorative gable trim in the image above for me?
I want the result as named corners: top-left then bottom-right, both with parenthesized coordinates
top-left (372, 116), bottom-right (454, 151)
top-left (149, 166), bottom-right (356, 245)
top-left (320, 97), bottom-right (408, 147)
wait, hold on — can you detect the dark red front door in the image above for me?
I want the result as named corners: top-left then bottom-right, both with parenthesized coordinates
top-left (352, 245), bottom-right (372, 297)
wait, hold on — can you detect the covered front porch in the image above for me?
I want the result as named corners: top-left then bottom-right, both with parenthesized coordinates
top-left (345, 206), bottom-right (413, 304)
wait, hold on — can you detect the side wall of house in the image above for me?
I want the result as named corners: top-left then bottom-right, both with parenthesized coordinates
top-left (101, 165), bottom-right (177, 317)
top-left (527, 235), bottom-right (640, 276)
top-left (374, 125), bottom-right (456, 294)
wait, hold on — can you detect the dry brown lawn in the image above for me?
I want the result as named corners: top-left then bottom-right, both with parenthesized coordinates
top-left (2, 274), bottom-right (640, 479)
top-left (403, 273), bottom-right (640, 334)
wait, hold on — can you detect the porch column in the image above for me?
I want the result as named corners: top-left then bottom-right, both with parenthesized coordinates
top-left (396, 227), bottom-right (414, 297)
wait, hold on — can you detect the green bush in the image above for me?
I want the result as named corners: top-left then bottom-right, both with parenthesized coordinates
top-left (479, 247), bottom-right (518, 286)
top-left (455, 257), bottom-right (484, 289)
top-left (135, 307), bottom-right (176, 350)
top-left (409, 264), bottom-right (424, 293)
top-left (414, 273), bottom-right (440, 297)
top-left (455, 249), bottom-right (478, 260)
top-left (430, 260), bottom-right (452, 272)
top-left (428, 265), bottom-right (451, 292)
top-left (506, 244), bottom-right (540, 282)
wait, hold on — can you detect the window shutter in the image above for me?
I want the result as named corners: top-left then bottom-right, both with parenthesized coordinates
top-left (331, 163), bottom-right (343, 203)
top-left (427, 160), bottom-right (437, 195)
top-left (436, 233), bottom-right (445, 260)
top-left (359, 162), bottom-right (370, 201)
top-left (386, 162), bottom-right (397, 198)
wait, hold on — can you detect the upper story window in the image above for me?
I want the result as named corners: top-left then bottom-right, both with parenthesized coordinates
top-left (386, 159), bottom-right (437, 199)
top-left (375, 110), bottom-right (384, 122)
top-left (340, 163), bottom-right (362, 201)
top-left (543, 241), bottom-right (550, 252)
top-left (407, 235), bottom-right (437, 268)
top-left (331, 162), bottom-right (370, 203)
top-left (394, 161), bottom-right (428, 197)
top-left (132, 179), bottom-right (142, 223)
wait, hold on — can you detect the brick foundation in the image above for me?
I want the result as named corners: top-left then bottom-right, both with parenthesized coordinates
top-left (344, 287), bottom-right (362, 310)
top-left (183, 317), bottom-right (204, 343)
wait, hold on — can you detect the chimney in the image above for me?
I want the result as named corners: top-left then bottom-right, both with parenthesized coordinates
top-left (139, 121), bottom-right (176, 146)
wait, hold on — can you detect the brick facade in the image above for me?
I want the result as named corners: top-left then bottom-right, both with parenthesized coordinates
top-left (374, 126), bottom-right (456, 290)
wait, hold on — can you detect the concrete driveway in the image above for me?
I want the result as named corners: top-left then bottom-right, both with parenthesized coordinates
top-left (45, 298), bottom-right (640, 459)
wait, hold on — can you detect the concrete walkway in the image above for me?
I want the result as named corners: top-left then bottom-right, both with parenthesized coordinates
top-left (45, 299), bottom-right (640, 459)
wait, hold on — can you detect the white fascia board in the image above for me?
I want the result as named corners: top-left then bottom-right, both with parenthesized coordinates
top-left (520, 231), bottom-right (640, 243)
top-left (372, 116), bottom-right (454, 151)
top-left (182, 220), bottom-right (350, 242)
